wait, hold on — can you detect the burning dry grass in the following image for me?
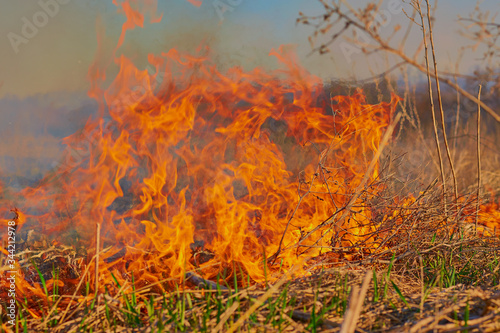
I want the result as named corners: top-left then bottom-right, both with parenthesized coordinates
top-left (1, 52), bottom-right (500, 333)
top-left (2, 1), bottom-right (500, 331)
top-left (2, 182), bottom-right (500, 332)
top-left (2, 58), bottom-right (500, 333)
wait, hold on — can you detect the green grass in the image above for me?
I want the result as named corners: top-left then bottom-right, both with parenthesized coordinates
top-left (2, 222), bottom-right (500, 332)
top-left (1, 246), bottom-right (496, 333)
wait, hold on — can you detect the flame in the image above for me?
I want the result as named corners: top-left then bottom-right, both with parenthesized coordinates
top-left (114, 0), bottom-right (163, 50)
top-left (2, 44), bottom-right (399, 292)
top-left (0, 0), bottom-right (404, 303)
top-left (186, 0), bottom-right (203, 7)
top-left (1, 0), bottom-right (499, 314)
top-left (476, 200), bottom-right (500, 236)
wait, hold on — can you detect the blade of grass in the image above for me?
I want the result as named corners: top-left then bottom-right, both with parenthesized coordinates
top-left (372, 269), bottom-right (379, 302)
top-left (227, 265), bottom-right (299, 333)
top-left (391, 280), bottom-right (410, 309)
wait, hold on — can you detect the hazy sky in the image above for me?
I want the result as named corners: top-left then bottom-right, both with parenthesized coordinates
top-left (0, 0), bottom-right (496, 99)
top-left (0, 0), bottom-right (497, 177)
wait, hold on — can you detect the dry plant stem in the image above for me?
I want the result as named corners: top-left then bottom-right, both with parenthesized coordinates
top-left (416, 0), bottom-right (447, 211)
top-left (57, 251), bottom-right (101, 325)
top-left (226, 265), bottom-right (298, 333)
top-left (419, 255), bottom-right (424, 314)
top-left (95, 223), bottom-right (100, 295)
top-left (297, 113), bottom-right (401, 249)
top-left (308, 0), bottom-right (500, 123)
top-left (476, 85), bottom-right (482, 234)
top-left (452, 52), bottom-right (463, 156)
top-left (339, 271), bottom-right (371, 333)
top-left (425, 0), bottom-right (458, 202)
top-left (213, 301), bottom-right (240, 332)
top-left (404, 70), bottom-right (441, 172)
top-left (181, 261), bottom-right (187, 327)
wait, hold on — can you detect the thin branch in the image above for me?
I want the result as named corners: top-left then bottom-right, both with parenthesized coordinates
top-left (300, 0), bottom-right (500, 123)
top-left (425, 0), bottom-right (458, 202)
top-left (476, 85), bottom-right (482, 234)
top-left (296, 113), bottom-right (402, 249)
top-left (416, 0), bottom-right (447, 210)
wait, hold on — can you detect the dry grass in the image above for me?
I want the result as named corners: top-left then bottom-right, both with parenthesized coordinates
top-left (2, 1), bottom-right (500, 332)
top-left (2, 177), bottom-right (500, 332)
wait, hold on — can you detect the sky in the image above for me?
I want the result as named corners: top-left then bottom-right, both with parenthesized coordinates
top-left (0, 0), bottom-right (496, 98)
top-left (0, 0), bottom-right (497, 177)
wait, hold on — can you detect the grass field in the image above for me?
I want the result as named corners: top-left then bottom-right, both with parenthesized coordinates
top-left (2, 0), bottom-right (500, 332)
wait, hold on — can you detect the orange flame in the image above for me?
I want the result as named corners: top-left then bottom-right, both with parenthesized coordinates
top-left (1, 2), bottom-right (498, 315)
top-left (0, 1), bottom-right (406, 300)
top-left (1, 2), bottom-right (495, 314)
top-left (4, 45), bottom-right (400, 292)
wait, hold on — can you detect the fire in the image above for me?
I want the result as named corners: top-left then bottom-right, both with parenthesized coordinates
top-left (476, 200), bottom-right (500, 236)
top-left (0, 0), bottom-right (402, 303)
top-left (4, 44), bottom-right (398, 290)
top-left (2, 0), bottom-right (498, 316)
